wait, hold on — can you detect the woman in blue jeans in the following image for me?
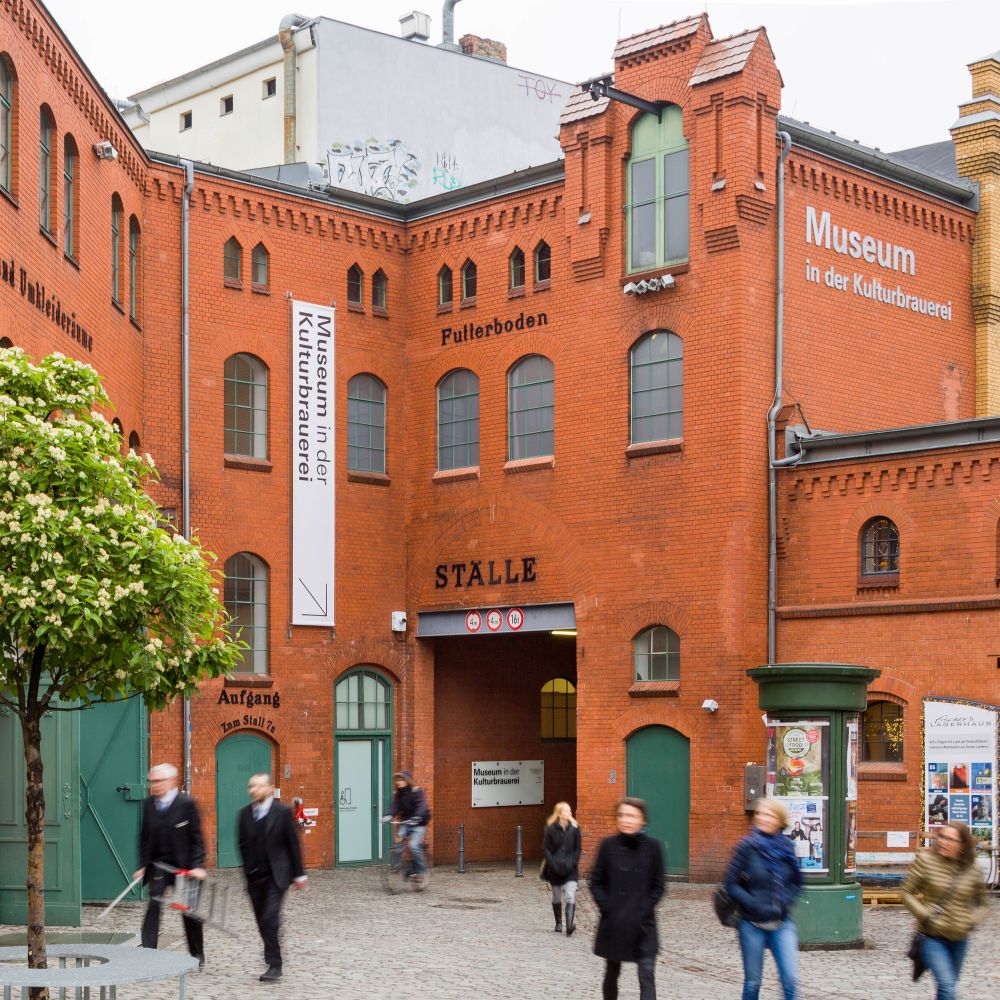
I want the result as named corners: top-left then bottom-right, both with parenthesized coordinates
top-left (724, 799), bottom-right (802, 1000)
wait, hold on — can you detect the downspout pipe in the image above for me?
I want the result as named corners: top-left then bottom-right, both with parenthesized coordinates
top-left (767, 131), bottom-right (794, 666)
top-left (181, 158), bottom-right (194, 793)
top-left (441, 0), bottom-right (463, 48)
top-left (279, 14), bottom-right (309, 164)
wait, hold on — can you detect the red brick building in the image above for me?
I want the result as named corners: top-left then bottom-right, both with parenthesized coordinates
top-left (3, 1), bottom-right (999, 897)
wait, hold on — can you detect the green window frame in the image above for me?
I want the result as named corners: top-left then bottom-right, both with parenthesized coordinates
top-left (861, 517), bottom-right (899, 576)
top-left (437, 368), bottom-right (479, 470)
top-left (335, 669), bottom-right (391, 732)
top-left (508, 354), bottom-right (554, 460)
top-left (372, 268), bottom-right (387, 309)
top-left (39, 106), bottom-right (53, 233)
top-left (111, 195), bottom-right (122, 304)
top-left (534, 240), bottom-right (551, 283)
top-left (438, 265), bottom-right (453, 306)
top-left (347, 264), bottom-right (363, 305)
top-left (224, 236), bottom-right (242, 284)
top-left (224, 552), bottom-right (269, 675)
top-left (347, 373), bottom-right (386, 474)
top-left (541, 678), bottom-right (576, 740)
top-left (251, 242), bottom-right (269, 288)
top-left (626, 105), bottom-right (689, 273)
top-left (128, 216), bottom-right (140, 320)
top-left (461, 259), bottom-right (477, 301)
top-left (1, 55), bottom-right (14, 195)
top-left (224, 352), bottom-right (268, 458)
top-left (62, 135), bottom-right (76, 257)
top-left (634, 625), bottom-right (680, 681)
top-left (509, 246), bottom-right (525, 291)
top-left (630, 331), bottom-right (683, 443)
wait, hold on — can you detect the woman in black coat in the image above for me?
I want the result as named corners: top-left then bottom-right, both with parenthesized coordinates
top-left (542, 801), bottom-right (582, 934)
top-left (590, 797), bottom-right (666, 1000)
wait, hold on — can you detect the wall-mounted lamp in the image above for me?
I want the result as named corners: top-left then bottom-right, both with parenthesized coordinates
top-left (551, 629), bottom-right (577, 637)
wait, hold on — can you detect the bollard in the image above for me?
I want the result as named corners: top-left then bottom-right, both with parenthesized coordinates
top-left (515, 824), bottom-right (524, 877)
top-left (458, 823), bottom-right (466, 874)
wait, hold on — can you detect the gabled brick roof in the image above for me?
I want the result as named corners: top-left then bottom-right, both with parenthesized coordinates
top-left (613, 14), bottom-right (704, 61)
top-left (560, 87), bottom-right (611, 126)
top-left (689, 28), bottom-right (767, 86)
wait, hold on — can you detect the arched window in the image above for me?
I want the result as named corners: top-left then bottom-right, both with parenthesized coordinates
top-left (111, 417), bottom-right (124, 437)
top-left (541, 678), bottom-right (576, 740)
top-left (461, 259), bottom-right (477, 301)
top-left (62, 134), bottom-right (77, 258)
top-left (634, 626), bottom-right (680, 681)
top-left (860, 517), bottom-right (900, 576)
top-left (111, 194), bottom-right (123, 305)
top-left (39, 105), bottom-right (54, 234)
top-left (372, 268), bottom-right (387, 309)
top-left (627, 105), bottom-right (689, 272)
top-left (862, 701), bottom-right (903, 762)
top-left (347, 264), bottom-right (363, 305)
top-left (128, 216), bottom-right (141, 321)
top-left (438, 265), bottom-right (453, 306)
top-left (223, 236), bottom-right (242, 285)
top-left (1, 54), bottom-right (16, 196)
top-left (128, 430), bottom-right (141, 453)
top-left (251, 242), bottom-right (269, 289)
top-left (509, 246), bottom-right (525, 291)
top-left (335, 668), bottom-right (391, 732)
top-left (534, 240), bottom-right (551, 284)
top-left (437, 369), bottom-right (479, 470)
top-left (224, 552), bottom-right (269, 674)
top-left (224, 353), bottom-right (268, 458)
top-left (508, 355), bottom-right (554, 460)
top-left (347, 373), bottom-right (386, 473)
top-left (630, 331), bottom-right (683, 443)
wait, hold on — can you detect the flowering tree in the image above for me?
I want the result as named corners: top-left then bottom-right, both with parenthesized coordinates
top-left (0, 349), bottom-right (242, 985)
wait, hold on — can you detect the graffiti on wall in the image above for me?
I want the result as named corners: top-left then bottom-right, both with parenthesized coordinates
top-left (432, 151), bottom-right (463, 192)
top-left (517, 74), bottom-right (561, 103)
top-left (326, 138), bottom-right (420, 202)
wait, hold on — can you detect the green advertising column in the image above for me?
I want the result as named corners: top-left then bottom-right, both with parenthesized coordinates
top-left (747, 663), bottom-right (880, 948)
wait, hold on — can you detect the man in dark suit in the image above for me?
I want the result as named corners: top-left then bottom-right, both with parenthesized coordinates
top-left (133, 763), bottom-right (207, 966)
top-left (238, 773), bottom-right (307, 982)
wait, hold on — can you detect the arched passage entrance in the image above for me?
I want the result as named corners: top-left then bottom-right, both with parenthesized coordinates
top-left (216, 732), bottom-right (273, 867)
top-left (626, 725), bottom-right (690, 877)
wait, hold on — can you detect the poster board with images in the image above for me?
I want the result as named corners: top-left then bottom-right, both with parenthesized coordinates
top-left (922, 699), bottom-right (998, 864)
top-left (845, 717), bottom-right (859, 873)
top-left (766, 718), bottom-right (830, 873)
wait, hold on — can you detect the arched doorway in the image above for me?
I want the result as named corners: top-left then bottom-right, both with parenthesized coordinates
top-left (626, 725), bottom-right (690, 877)
top-left (216, 732), bottom-right (273, 867)
top-left (334, 668), bottom-right (392, 866)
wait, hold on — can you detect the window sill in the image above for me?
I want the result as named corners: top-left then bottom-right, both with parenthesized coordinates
top-left (508, 285), bottom-right (525, 300)
top-left (626, 439), bottom-right (683, 459)
top-left (40, 227), bottom-right (57, 248)
top-left (533, 278), bottom-right (551, 293)
top-left (436, 302), bottom-right (454, 315)
top-left (859, 762), bottom-right (906, 781)
top-left (224, 277), bottom-right (243, 290)
top-left (858, 574), bottom-right (899, 591)
top-left (0, 186), bottom-right (19, 209)
top-left (433, 466), bottom-right (479, 484)
top-left (460, 296), bottom-right (477, 310)
top-left (251, 283), bottom-right (270, 296)
top-left (623, 262), bottom-right (690, 285)
top-left (224, 674), bottom-right (273, 688)
top-left (629, 681), bottom-right (680, 698)
top-left (347, 301), bottom-right (365, 314)
top-left (130, 317), bottom-right (142, 333)
top-left (372, 305), bottom-right (389, 318)
top-left (111, 298), bottom-right (126, 316)
top-left (64, 252), bottom-right (80, 271)
top-left (224, 455), bottom-right (273, 473)
top-left (504, 455), bottom-right (554, 474)
top-left (348, 470), bottom-right (390, 487)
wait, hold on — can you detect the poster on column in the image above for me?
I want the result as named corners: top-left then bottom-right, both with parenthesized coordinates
top-left (291, 300), bottom-right (335, 626)
top-left (923, 699), bottom-right (998, 862)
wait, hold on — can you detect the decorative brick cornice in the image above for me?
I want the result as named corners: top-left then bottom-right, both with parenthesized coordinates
top-left (777, 595), bottom-right (1000, 619)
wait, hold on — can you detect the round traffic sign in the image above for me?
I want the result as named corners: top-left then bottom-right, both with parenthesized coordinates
top-left (506, 607), bottom-right (524, 631)
top-left (465, 610), bottom-right (482, 633)
top-left (485, 609), bottom-right (503, 632)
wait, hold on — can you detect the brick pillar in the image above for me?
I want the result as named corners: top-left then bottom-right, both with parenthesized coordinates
top-left (406, 640), bottom-right (436, 810)
top-left (952, 53), bottom-right (1000, 415)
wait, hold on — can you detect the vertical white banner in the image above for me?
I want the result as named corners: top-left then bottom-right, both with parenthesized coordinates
top-left (291, 300), bottom-right (335, 626)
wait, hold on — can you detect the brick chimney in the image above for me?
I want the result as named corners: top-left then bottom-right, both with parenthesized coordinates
top-left (459, 33), bottom-right (507, 64)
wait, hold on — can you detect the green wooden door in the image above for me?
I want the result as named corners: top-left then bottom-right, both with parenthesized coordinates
top-left (0, 707), bottom-right (82, 925)
top-left (215, 733), bottom-right (272, 868)
top-left (80, 697), bottom-right (147, 902)
top-left (626, 725), bottom-right (690, 877)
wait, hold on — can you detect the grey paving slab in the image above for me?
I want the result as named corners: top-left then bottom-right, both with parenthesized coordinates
top-left (2, 868), bottom-right (997, 998)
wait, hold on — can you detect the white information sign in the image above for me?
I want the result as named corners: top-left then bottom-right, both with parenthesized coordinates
top-left (472, 760), bottom-right (544, 808)
top-left (291, 300), bottom-right (335, 626)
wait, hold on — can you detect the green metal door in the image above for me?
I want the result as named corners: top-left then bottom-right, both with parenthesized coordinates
top-left (626, 725), bottom-right (690, 877)
top-left (80, 697), bottom-right (148, 902)
top-left (0, 707), bottom-right (82, 925)
top-left (215, 733), bottom-right (272, 868)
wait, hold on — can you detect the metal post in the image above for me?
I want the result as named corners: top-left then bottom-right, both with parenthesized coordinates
top-left (515, 825), bottom-right (524, 877)
top-left (457, 824), bottom-right (466, 873)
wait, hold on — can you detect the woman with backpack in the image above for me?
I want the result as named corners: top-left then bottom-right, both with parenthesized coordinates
top-left (723, 798), bottom-right (802, 1000)
top-left (541, 801), bottom-right (582, 935)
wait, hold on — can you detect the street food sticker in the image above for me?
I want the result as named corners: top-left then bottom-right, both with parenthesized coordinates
top-left (465, 610), bottom-right (483, 633)
top-left (506, 607), bottom-right (524, 631)
top-left (782, 728), bottom-right (810, 758)
top-left (485, 609), bottom-right (503, 632)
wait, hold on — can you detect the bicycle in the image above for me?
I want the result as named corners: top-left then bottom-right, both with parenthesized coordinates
top-left (380, 819), bottom-right (432, 894)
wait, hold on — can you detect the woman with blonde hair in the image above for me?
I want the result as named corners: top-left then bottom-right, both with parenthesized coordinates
top-left (541, 801), bottom-right (582, 934)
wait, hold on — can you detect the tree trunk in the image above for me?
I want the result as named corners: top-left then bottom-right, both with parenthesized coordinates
top-left (21, 710), bottom-right (49, 1000)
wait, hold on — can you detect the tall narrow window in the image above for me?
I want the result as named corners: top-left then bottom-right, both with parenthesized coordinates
top-left (0, 55), bottom-right (14, 196)
top-left (223, 236), bottom-right (242, 285)
top-left (128, 430), bottom-right (141, 453)
top-left (437, 369), bottom-right (479, 470)
top-left (62, 135), bottom-right (77, 258)
top-left (347, 264), bottom-right (363, 305)
top-left (461, 259), bottom-right (477, 301)
top-left (630, 331), bottom-right (683, 443)
top-left (534, 240), bottom-right (551, 283)
top-left (634, 626), bottom-right (680, 681)
top-left (509, 247), bottom-right (525, 291)
top-left (860, 517), bottom-right (900, 576)
top-left (224, 353), bottom-right (268, 459)
top-left (627, 105), bottom-right (689, 272)
top-left (438, 265), bottom-right (453, 307)
top-left (251, 242), bottom-right (269, 289)
top-left (508, 355), bottom-right (554, 460)
top-left (372, 268), bottom-right (388, 310)
top-left (224, 552), bottom-right (269, 674)
top-left (38, 106), bottom-right (53, 234)
top-left (128, 216), bottom-right (141, 321)
top-left (347, 373), bottom-right (387, 474)
top-left (111, 195), bottom-right (123, 304)
top-left (862, 701), bottom-right (904, 762)
top-left (541, 678), bottom-right (576, 740)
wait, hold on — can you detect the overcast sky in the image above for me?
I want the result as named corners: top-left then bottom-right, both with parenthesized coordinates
top-left (45, 0), bottom-right (1000, 152)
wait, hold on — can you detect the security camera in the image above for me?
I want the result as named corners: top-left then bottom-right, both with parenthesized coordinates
top-left (93, 140), bottom-right (118, 160)
top-left (623, 282), bottom-right (639, 296)
top-left (646, 277), bottom-right (661, 292)
top-left (391, 611), bottom-right (407, 632)
top-left (701, 699), bottom-right (719, 713)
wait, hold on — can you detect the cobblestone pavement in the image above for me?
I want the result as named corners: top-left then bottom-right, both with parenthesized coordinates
top-left (3, 867), bottom-right (998, 998)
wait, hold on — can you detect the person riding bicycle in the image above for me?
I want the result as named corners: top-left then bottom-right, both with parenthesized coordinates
top-left (382, 771), bottom-right (431, 879)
